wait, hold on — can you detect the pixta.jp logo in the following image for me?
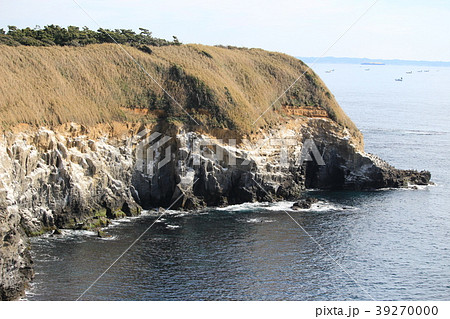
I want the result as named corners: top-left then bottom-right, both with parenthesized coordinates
top-left (135, 129), bottom-right (172, 176)
top-left (134, 130), bottom-right (325, 176)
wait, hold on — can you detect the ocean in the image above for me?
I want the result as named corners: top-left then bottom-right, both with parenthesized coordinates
top-left (27, 63), bottom-right (450, 301)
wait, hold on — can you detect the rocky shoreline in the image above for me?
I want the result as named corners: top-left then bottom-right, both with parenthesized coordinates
top-left (0, 118), bottom-right (431, 300)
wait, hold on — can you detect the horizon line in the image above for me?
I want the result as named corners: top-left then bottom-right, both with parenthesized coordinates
top-left (298, 56), bottom-right (450, 64)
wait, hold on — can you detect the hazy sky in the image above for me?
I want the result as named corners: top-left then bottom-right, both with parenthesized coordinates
top-left (1, 0), bottom-right (449, 61)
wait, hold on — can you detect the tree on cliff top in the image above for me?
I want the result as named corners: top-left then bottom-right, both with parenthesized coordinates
top-left (0, 25), bottom-right (181, 47)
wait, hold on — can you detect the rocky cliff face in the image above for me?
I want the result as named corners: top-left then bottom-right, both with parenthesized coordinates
top-left (0, 123), bottom-right (142, 300)
top-left (0, 117), bottom-right (431, 300)
top-left (135, 117), bottom-right (430, 209)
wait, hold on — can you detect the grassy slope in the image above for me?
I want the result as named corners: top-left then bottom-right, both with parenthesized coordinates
top-left (0, 43), bottom-right (363, 147)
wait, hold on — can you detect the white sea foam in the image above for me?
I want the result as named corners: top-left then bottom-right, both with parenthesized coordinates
top-left (406, 182), bottom-right (435, 190)
top-left (138, 210), bottom-right (155, 217)
top-left (146, 209), bottom-right (181, 216)
top-left (243, 217), bottom-right (276, 223)
top-left (23, 282), bottom-right (40, 300)
top-left (293, 200), bottom-right (354, 212)
top-left (32, 253), bottom-right (62, 262)
top-left (115, 218), bottom-right (133, 223)
top-left (216, 201), bottom-right (296, 212)
top-left (62, 229), bottom-right (97, 237)
top-left (100, 210), bottom-right (159, 229)
top-left (262, 201), bottom-right (296, 211)
top-left (217, 200), bottom-right (354, 213)
top-left (376, 184), bottom-right (432, 192)
top-left (216, 202), bottom-right (263, 212)
top-left (172, 213), bottom-right (187, 218)
top-left (407, 184), bottom-right (428, 190)
top-left (97, 235), bottom-right (117, 241)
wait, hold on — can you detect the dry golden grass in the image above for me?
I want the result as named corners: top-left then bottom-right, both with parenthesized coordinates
top-left (0, 43), bottom-right (362, 146)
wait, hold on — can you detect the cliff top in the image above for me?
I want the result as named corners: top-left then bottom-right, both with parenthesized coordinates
top-left (0, 43), bottom-right (363, 148)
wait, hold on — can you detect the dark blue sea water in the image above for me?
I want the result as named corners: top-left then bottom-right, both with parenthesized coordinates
top-left (28, 64), bottom-right (450, 301)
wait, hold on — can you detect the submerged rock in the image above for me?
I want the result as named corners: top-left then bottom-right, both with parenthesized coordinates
top-left (97, 230), bottom-right (111, 238)
top-left (292, 197), bottom-right (319, 210)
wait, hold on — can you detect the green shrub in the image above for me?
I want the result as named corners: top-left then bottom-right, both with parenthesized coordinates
top-left (1, 25), bottom-right (181, 47)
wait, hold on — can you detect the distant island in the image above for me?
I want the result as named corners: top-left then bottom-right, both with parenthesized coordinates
top-left (299, 56), bottom-right (450, 67)
top-left (360, 62), bottom-right (385, 65)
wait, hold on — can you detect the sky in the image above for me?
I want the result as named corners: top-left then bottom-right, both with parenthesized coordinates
top-left (1, 0), bottom-right (449, 61)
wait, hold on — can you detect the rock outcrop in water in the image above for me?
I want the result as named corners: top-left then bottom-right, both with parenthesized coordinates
top-left (0, 44), bottom-right (431, 300)
top-left (292, 197), bottom-right (319, 210)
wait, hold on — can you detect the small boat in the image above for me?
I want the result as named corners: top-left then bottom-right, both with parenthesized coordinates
top-left (406, 71), bottom-right (412, 74)
top-left (418, 70), bottom-right (423, 73)
top-left (424, 70), bottom-right (430, 72)
top-left (395, 77), bottom-right (403, 81)
top-left (364, 68), bottom-right (370, 71)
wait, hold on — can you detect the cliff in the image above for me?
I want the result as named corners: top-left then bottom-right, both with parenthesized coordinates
top-left (0, 44), bottom-right (363, 147)
top-left (0, 44), bottom-right (430, 300)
